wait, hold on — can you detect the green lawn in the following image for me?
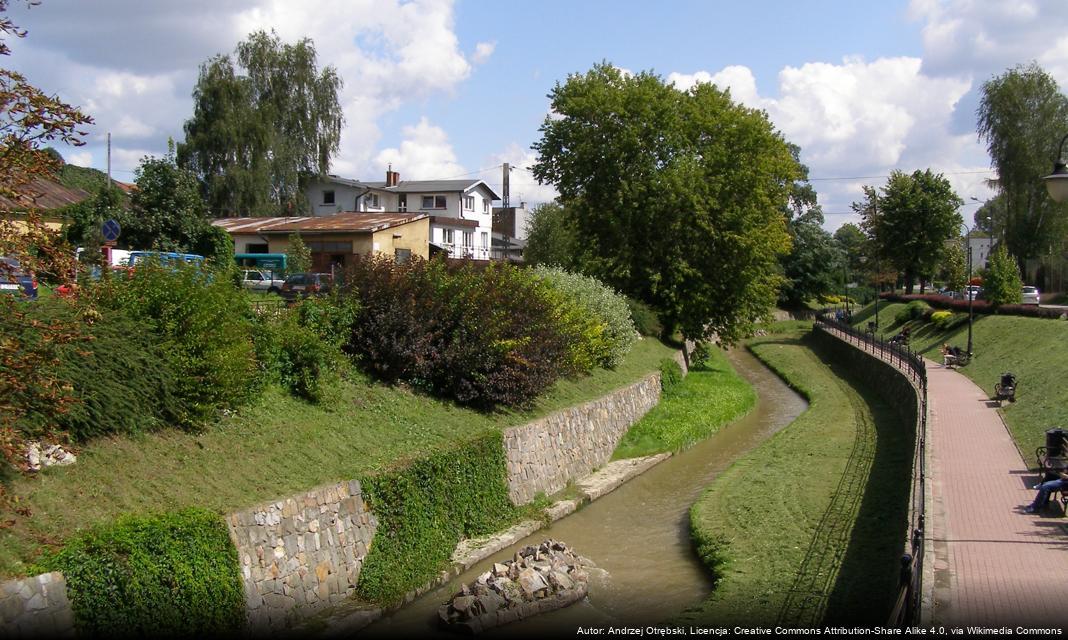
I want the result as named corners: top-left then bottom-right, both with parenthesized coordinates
top-left (679, 326), bottom-right (911, 625)
top-left (612, 346), bottom-right (756, 459)
top-left (0, 337), bottom-right (676, 578)
top-left (851, 301), bottom-right (1068, 459)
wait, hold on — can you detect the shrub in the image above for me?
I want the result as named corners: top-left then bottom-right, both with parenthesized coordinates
top-left (896, 300), bottom-right (931, 324)
top-left (14, 301), bottom-right (186, 442)
top-left (984, 245), bottom-right (1023, 307)
top-left (930, 310), bottom-right (952, 329)
top-left (356, 433), bottom-right (517, 603)
top-left (36, 508), bottom-right (244, 637)
top-left (690, 341), bottom-right (713, 371)
top-left (626, 297), bottom-right (662, 337)
top-left (340, 256), bottom-right (574, 409)
top-left (533, 266), bottom-right (639, 369)
top-left (86, 260), bottom-right (259, 423)
top-left (660, 357), bottom-right (683, 391)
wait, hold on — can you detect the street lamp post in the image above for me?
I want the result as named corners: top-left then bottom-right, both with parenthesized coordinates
top-left (961, 223), bottom-right (974, 358)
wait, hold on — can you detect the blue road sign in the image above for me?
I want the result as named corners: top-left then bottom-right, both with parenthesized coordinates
top-left (102, 219), bottom-right (121, 242)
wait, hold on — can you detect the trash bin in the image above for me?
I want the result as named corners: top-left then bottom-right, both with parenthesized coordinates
top-left (1046, 428), bottom-right (1067, 457)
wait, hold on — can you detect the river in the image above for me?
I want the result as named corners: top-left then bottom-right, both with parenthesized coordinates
top-left (361, 346), bottom-right (807, 637)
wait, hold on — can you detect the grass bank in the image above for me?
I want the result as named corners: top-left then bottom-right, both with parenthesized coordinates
top-left (680, 325), bottom-right (911, 625)
top-left (612, 347), bottom-right (756, 460)
top-left (851, 300), bottom-right (1068, 459)
top-left (0, 338), bottom-right (676, 578)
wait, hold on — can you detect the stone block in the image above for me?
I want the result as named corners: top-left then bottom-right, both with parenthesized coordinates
top-left (262, 593), bottom-right (295, 611)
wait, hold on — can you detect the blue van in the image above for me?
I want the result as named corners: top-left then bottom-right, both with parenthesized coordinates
top-left (127, 251), bottom-right (205, 268)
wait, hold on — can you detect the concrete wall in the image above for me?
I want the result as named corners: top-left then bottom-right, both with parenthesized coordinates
top-left (0, 573), bottom-right (74, 638)
top-left (227, 480), bottom-right (378, 632)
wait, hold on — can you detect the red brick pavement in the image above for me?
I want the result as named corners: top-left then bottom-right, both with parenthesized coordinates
top-left (822, 327), bottom-right (1068, 628)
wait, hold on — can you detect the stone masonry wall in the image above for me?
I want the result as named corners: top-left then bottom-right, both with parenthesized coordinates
top-left (0, 572), bottom-right (74, 638)
top-left (504, 373), bottom-right (661, 505)
top-left (227, 480), bottom-right (378, 632)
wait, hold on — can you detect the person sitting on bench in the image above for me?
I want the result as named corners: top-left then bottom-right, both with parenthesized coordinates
top-left (1024, 470), bottom-right (1068, 513)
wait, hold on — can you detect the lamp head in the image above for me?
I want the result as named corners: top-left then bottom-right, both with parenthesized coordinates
top-left (1045, 134), bottom-right (1068, 203)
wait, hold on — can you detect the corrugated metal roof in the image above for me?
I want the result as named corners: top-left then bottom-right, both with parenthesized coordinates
top-left (216, 212), bottom-right (429, 235)
top-left (212, 217), bottom-right (312, 233)
top-left (0, 177), bottom-right (89, 211)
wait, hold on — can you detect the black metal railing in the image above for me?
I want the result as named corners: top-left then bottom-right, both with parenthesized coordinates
top-left (813, 314), bottom-right (928, 626)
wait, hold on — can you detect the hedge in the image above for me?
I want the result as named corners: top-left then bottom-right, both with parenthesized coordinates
top-left (36, 508), bottom-right (244, 637)
top-left (355, 433), bottom-right (518, 603)
top-left (879, 293), bottom-right (1066, 320)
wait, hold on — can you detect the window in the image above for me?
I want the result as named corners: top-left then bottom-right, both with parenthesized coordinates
top-left (246, 243), bottom-right (269, 254)
top-left (366, 193), bottom-right (380, 208)
top-left (422, 195), bottom-right (447, 209)
top-left (483, 200), bottom-right (489, 214)
top-left (463, 231), bottom-right (473, 249)
top-left (443, 229), bottom-right (455, 245)
top-left (480, 232), bottom-right (489, 249)
top-left (395, 248), bottom-right (411, 264)
top-left (398, 194), bottom-right (407, 212)
top-left (463, 195), bottom-right (474, 210)
top-left (322, 190), bottom-right (335, 205)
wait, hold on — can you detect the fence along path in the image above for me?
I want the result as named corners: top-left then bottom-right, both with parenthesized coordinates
top-left (820, 319), bottom-right (1068, 627)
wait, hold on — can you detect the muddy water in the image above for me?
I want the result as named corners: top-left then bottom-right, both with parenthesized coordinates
top-left (362, 347), bottom-right (806, 637)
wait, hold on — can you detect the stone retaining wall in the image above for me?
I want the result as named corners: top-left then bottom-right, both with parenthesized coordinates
top-left (226, 480), bottom-right (378, 633)
top-left (0, 572), bottom-right (74, 638)
top-left (503, 350), bottom-right (687, 505)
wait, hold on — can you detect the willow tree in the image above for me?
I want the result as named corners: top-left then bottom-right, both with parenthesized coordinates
top-left (178, 30), bottom-right (344, 217)
top-left (532, 63), bottom-right (797, 344)
top-left (977, 62), bottom-right (1068, 273)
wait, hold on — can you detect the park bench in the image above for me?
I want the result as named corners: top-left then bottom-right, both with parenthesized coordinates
top-left (942, 348), bottom-right (969, 368)
top-left (1036, 428), bottom-right (1068, 514)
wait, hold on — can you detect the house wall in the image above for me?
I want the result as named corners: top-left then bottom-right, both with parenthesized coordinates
top-left (371, 219), bottom-right (430, 260)
top-left (233, 233), bottom-right (271, 254)
top-left (306, 182), bottom-right (362, 216)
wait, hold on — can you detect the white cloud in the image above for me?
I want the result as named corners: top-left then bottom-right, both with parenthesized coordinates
top-left (374, 117), bottom-right (465, 181)
top-left (668, 66), bottom-right (764, 109)
top-left (472, 41), bottom-right (496, 65)
top-left (66, 151), bottom-right (93, 167)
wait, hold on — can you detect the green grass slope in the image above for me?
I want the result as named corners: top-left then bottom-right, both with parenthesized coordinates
top-left (851, 301), bottom-right (1068, 459)
top-left (680, 326), bottom-right (911, 625)
top-left (0, 338), bottom-right (676, 578)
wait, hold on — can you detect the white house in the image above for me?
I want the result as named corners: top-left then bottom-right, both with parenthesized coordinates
top-left (305, 169), bottom-right (500, 260)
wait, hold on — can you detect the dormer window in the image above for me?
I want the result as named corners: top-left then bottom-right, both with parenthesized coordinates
top-left (421, 195), bottom-right (447, 209)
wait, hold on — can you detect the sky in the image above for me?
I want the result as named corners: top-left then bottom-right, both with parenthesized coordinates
top-left (9, 0), bottom-right (1068, 231)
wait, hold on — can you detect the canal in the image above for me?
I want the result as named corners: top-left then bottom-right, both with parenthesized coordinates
top-left (361, 346), bottom-right (807, 637)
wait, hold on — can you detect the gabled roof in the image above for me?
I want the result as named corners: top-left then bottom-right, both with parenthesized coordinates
top-left (0, 177), bottom-right (89, 211)
top-left (320, 175), bottom-right (500, 200)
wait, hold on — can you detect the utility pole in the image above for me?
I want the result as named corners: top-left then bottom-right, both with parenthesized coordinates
top-left (106, 132), bottom-right (112, 189)
top-left (502, 163), bottom-right (510, 208)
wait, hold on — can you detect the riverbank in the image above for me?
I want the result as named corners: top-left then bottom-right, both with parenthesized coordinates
top-left (681, 324), bottom-right (912, 625)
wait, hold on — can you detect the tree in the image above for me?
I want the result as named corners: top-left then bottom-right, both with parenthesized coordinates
top-left (124, 143), bottom-right (209, 252)
top-left (940, 241), bottom-right (967, 292)
top-left (856, 169), bottom-right (963, 294)
top-left (833, 223), bottom-right (868, 276)
top-left (178, 30), bottom-right (344, 217)
top-left (984, 245), bottom-right (1023, 306)
top-left (977, 63), bottom-right (1068, 274)
top-left (523, 201), bottom-right (579, 268)
top-left (0, 0), bottom-right (91, 467)
top-left (532, 63), bottom-right (797, 344)
top-left (287, 232), bottom-right (311, 273)
top-left (61, 184), bottom-right (125, 264)
top-left (779, 215), bottom-right (843, 307)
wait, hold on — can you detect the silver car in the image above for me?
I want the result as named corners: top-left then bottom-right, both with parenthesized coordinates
top-left (1021, 286), bottom-right (1040, 305)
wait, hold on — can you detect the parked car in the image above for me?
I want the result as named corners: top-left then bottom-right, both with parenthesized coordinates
top-left (958, 285), bottom-right (982, 301)
top-left (1021, 286), bottom-right (1040, 305)
top-left (279, 273), bottom-right (334, 300)
top-left (0, 256), bottom-right (37, 299)
top-left (240, 269), bottom-right (285, 294)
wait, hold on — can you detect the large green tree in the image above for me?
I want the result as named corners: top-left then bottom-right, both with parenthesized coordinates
top-left (856, 170), bottom-right (963, 294)
top-left (977, 62), bottom-right (1068, 274)
top-left (532, 63), bottom-right (797, 343)
top-left (178, 30), bottom-right (344, 217)
top-left (833, 222), bottom-right (869, 276)
top-left (124, 144), bottom-right (209, 252)
top-left (778, 146), bottom-right (843, 307)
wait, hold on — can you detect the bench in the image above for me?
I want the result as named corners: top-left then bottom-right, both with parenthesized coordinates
top-left (1035, 447), bottom-right (1068, 514)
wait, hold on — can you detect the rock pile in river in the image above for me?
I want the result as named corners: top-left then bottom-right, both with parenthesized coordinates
top-left (438, 539), bottom-right (590, 634)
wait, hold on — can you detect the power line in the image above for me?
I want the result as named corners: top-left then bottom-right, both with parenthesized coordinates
top-left (809, 169), bottom-right (995, 181)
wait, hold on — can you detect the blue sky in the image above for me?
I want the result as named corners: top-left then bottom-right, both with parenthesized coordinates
top-left (10, 1), bottom-right (1068, 229)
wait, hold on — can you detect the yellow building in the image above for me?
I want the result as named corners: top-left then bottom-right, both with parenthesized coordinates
top-left (212, 212), bottom-right (431, 271)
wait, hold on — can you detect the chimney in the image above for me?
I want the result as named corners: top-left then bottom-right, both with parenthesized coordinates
top-left (386, 163), bottom-right (399, 187)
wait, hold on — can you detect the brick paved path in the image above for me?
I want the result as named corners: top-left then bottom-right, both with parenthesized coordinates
top-left (821, 326), bottom-right (1068, 627)
top-left (925, 359), bottom-right (1068, 627)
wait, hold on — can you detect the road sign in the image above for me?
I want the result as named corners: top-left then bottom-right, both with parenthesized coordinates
top-left (101, 219), bottom-right (121, 242)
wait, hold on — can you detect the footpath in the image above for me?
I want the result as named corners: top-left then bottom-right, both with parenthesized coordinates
top-left (824, 325), bottom-right (1068, 628)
